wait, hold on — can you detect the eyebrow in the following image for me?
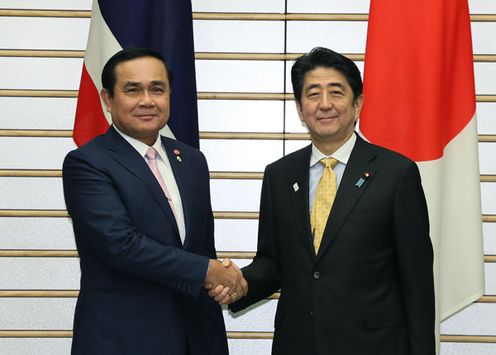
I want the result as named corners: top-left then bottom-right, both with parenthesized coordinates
top-left (150, 80), bottom-right (166, 87)
top-left (122, 80), bottom-right (166, 88)
top-left (305, 82), bottom-right (346, 91)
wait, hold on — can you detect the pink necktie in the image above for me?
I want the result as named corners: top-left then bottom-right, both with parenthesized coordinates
top-left (145, 147), bottom-right (178, 220)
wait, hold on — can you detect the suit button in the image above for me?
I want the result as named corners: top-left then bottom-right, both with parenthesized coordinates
top-left (313, 271), bottom-right (320, 279)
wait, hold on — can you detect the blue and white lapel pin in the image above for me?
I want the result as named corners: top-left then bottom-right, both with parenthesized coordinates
top-left (355, 171), bottom-right (371, 188)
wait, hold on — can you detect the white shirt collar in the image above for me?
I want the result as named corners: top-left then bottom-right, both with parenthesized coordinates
top-left (309, 132), bottom-right (357, 167)
top-left (113, 125), bottom-right (167, 161)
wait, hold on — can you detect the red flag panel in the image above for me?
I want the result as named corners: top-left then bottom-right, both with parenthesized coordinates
top-left (361, 0), bottom-right (476, 161)
top-left (73, 64), bottom-right (109, 147)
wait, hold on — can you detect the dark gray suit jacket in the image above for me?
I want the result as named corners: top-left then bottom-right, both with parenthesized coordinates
top-left (231, 134), bottom-right (435, 355)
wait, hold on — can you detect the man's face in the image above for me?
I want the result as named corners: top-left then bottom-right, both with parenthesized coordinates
top-left (296, 66), bottom-right (364, 152)
top-left (101, 56), bottom-right (170, 146)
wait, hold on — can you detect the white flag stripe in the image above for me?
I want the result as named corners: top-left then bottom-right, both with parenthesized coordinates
top-left (418, 115), bottom-right (485, 320)
top-left (84, 0), bottom-right (122, 126)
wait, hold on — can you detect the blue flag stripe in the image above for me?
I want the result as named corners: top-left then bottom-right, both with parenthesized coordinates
top-left (98, 0), bottom-right (199, 148)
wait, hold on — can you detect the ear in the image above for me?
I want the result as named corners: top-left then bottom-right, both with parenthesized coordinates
top-left (100, 89), bottom-right (112, 113)
top-left (295, 100), bottom-right (304, 121)
top-left (354, 94), bottom-right (365, 119)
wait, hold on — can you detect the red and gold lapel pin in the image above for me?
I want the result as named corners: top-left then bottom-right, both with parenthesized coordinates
top-left (173, 149), bottom-right (182, 162)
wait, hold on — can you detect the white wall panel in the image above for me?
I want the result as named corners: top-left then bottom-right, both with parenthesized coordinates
top-left (483, 223), bottom-right (496, 254)
top-left (287, 21), bottom-right (496, 54)
top-left (196, 60), bottom-right (284, 92)
top-left (211, 179), bottom-right (262, 212)
top-left (474, 63), bottom-right (496, 94)
top-left (0, 218), bottom-right (76, 249)
top-left (198, 100), bottom-right (284, 132)
top-left (227, 339), bottom-right (272, 355)
top-left (472, 23), bottom-right (496, 54)
top-left (224, 299), bottom-right (276, 331)
top-left (192, 0), bottom-right (284, 13)
top-left (214, 219), bottom-right (258, 252)
top-left (284, 100), bottom-right (307, 133)
top-left (286, 21), bottom-right (368, 54)
top-left (0, 298), bottom-right (75, 329)
top-left (0, 17), bottom-right (89, 50)
top-left (441, 343), bottom-right (496, 355)
top-left (479, 142), bottom-right (496, 174)
top-left (287, 0), bottom-right (370, 13)
top-left (0, 177), bottom-right (65, 209)
top-left (224, 259), bottom-right (252, 271)
top-left (284, 139), bottom-right (311, 155)
top-left (481, 183), bottom-right (496, 214)
top-left (470, 0), bottom-right (496, 13)
top-left (0, 57), bottom-right (83, 90)
top-left (0, 339), bottom-right (72, 355)
top-left (200, 139), bottom-right (283, 172)
top-left (0, 258), bottom-right (80, 289)
top-left (0, 97), bottom-right (77, 130)
top-left (0, 137), bottom-right (76, 169)
top-left (194, 21), bottom-right (285, 53)
top-left (484, 263), bottom-right (496, 294)
top-left (477, 103), bottom-right (496, 134)
top-left (441, 303), bottom-right (496, 335)
top-left (0, 0), bottom-right (91, 10)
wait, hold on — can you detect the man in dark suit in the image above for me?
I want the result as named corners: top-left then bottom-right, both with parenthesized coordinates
top-left (63, 48), bottom-right (246, 355)
top-left (216, 47), bottom-right (435, 354)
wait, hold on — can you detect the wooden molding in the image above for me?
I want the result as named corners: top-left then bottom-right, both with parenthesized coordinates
top-left (2, 50), bottom-right (496, 63)
top-left (0, 330), bottom-right (495, 342)
top-left (1, 90), bottom-right (495, 102)
top-left (1, 10), bottom-right (495, 22)
top-left (1, 170), bottom-right (495, 182)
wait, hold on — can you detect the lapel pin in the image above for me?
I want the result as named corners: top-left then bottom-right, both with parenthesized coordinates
top-left (355, 171), bottom-right (371, 188)
top-left (173, 149), bottom-right (182, 162)
top-left (293, 182), bottom-right (299, 192)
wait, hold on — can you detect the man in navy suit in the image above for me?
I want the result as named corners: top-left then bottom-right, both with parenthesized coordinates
top-left (63, 48), bottom-right (246, 355)
top-left (213, 47), bottom-right (435, 354)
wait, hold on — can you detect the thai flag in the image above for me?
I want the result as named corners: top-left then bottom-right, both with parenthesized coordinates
top-left (360, 0), bottom-right (485, 345)
top-left (73, 0), bottom-right (199, 148)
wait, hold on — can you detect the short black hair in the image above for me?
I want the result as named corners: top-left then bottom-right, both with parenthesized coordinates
top-left (101, 48), bottom-right (173, 97)
top-left (291, 47), bottom-right (363, 103)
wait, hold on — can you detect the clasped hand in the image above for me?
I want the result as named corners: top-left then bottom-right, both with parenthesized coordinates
top-left (205, 258), bottom-right (248, 305)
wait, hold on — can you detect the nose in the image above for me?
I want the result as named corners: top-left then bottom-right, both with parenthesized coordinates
top-left (139, 89), bottom-right (155, 106)
top-left (319, 93), bottom-right (333, 110)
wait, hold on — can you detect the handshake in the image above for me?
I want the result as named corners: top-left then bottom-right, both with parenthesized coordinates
top-left (205, 258), bottom-right (248, 305)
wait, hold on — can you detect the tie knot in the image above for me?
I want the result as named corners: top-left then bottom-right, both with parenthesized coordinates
top-left (145, 147), bottom-right (158, 160)
top-left (321, 157), bottom-right (338, 169)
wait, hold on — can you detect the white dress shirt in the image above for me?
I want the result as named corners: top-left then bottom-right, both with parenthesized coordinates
top-left (114, 126), bottom-right (186, 243)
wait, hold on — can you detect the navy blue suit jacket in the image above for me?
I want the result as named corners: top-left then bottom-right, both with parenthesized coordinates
top-left (63, 126), bottom-right (228, 355)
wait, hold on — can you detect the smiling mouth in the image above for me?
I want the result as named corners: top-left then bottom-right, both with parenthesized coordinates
top-left (318, 116), bottom-right (337, 120)
top-left (135, 114), bottom-right (157, 119)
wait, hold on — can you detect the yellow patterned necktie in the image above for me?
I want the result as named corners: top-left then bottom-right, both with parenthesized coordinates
top-left (311, 157), bottom-right (338, 254)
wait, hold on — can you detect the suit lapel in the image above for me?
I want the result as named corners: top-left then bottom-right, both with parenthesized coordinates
top-left (288, 145), bottom-right (316, 259)
top-left (162, 137), bottom-right (191, 245)
top-left (103, 127), bottom-right (180, 236)
top-left (316, 135), bottom-right (377, 260)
